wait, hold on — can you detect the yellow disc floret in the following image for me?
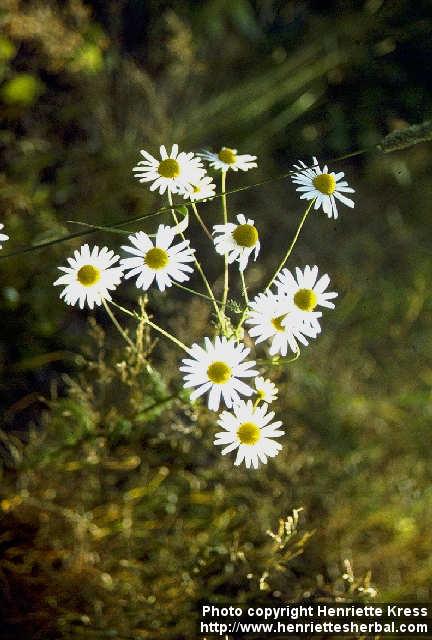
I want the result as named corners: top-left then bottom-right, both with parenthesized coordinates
top-left (232, 223), bottom-right (258, 248)
top-left (144, 247), bottom-right (169, 270)
top-left (313, 173), bottom-right (336, 195)
top-left (77, 264), bottom-right (101, 287)
top-left (271, 314), bottom-right (287, 332)
top-left (158, 158), bottom-right (180, 178)
top-left (237, 421), bottom-right (261, 445)
top-left (207, 361), bottom-right (232, 384)
top-left (218, 147), bottom-right (237, 165)
top-left (294, 288), bottom-right (318, 311)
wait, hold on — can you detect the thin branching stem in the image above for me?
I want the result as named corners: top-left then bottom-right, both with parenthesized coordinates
top-left (102, 299), bottom-right (138, 352)
top-left (109, 297), bottom-right (188, 352)
top-left (144, 316), bottom-right (189, 353)
top-left (109, 299), bottom-right (138, 319)
top-left (167, 191), bottom-right (224, 330)
top-left (235, 270), bottom-right (250, 334)
top-left (220, 171), bottom-right (229, 322)
top-left (256, 349), bottom-right (300, 366)
top-left (191, 202), bottom-right (212, 240)
top-left (265, 198), bottom-right (315, 291)
top-left (240, 269), bottom-right (249, 307)
top-left (173, 282), bottom-right (223, 304)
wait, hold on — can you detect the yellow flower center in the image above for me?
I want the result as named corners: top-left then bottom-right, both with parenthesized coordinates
top-left (207, 361), bottom-right (232, 384)
top-left (271, 314), bottom-right (287, 332)
top-left (294, 288), bottom-right (318, 311)
top-left (232, 223), bottom-right (258, 248)
top-left (256, 389), bottom-right (266, 401)
top-left (192, 184), bottom-right (201, 193)
top-left (218, 147), bottom-right (237, 165)
top-left (237, 421), bottom-right (261, 445)
top-left (158, 158), bottom-right (180, 178)
top-left (77, 264), bottom-right (101, 287)
top-left (313, 173), bottom-right (336, 195)
top-left (144, 247), bottom-right (169, 270)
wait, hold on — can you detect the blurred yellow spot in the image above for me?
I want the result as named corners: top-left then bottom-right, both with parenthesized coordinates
top-left (0, 37), bottom-right (16, 62)
top-left (1, 496), bottom-right (22, 511)
top-left (72, 44), bottom-right (103, 73)
top-left (2, 73), bottom-right (44, 105)
top-left (66, 461), bottom-right (82, 471)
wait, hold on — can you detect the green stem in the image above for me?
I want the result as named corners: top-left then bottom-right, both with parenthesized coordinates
top-left (6, 128), bottom-right (432, 261)
top-left (108, 297), bottom-right (189, 353)
top-left (191, 202), bottom-right (212, 240)
top-left (173, 281), bottom-right (222, 304)
top-left (265, 198), bottom-right (315, 291)
top-left (144, 316), bottom-right (189, 353)
top-left (102, 299), bottom-right (138, 352)
top-left (235, 270), bottom-right (250, 333)
top-left (109, 298), bottom-right (138, 319)
top-left (256, 349), bottom-right (300, 366)
top-left (167, 191), bottom-right (224, 330)
top-left (221, 171), bottom-right (229, 320)
top-left (253, 396), bottom-right (262, 410)
top-left (240, 269), bottom-right (249, 306)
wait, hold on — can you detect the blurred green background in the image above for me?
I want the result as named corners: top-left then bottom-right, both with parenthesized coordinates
top-left (1, 1), bottom-right (431, 638)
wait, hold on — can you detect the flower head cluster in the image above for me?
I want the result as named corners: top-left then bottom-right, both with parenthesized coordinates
top-left (245, 265), bottom-right (337, 356)
top-left (49, 143), bottom-right (354, 471)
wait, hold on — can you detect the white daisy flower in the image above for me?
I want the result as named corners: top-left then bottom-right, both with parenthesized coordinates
top-left (291, 156), bottom-right (355, 219)
top-left (275, 265), bottom-right (337, 331)
top-left (254, 376), bottom-right (278, 404)
top-left (214, 400), bottom-right (284, 469)
top-left (120, 218), bottom-right (195, 292)
top-left (53, 244), bottom-right (123, 310)
top-left (245, 290), bottom-right (321, 356)
top-left (199, 147), bottom-right (257, 173)
top-left (179, 336), bottom-right (258, 412)
top-left (0, 223), bottom-right (9, 249)
top-left (213, 214), bottom-right (260, 272)
top-left (183, 175), bottom-right (216, 202)
top-left (132, 144), bottom-right (205, 195)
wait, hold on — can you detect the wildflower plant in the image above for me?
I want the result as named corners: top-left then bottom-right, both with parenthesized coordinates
top-left (46, 143), bottom-right (357, 468)
top-left (2, 140), bottom-right (358, 469)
